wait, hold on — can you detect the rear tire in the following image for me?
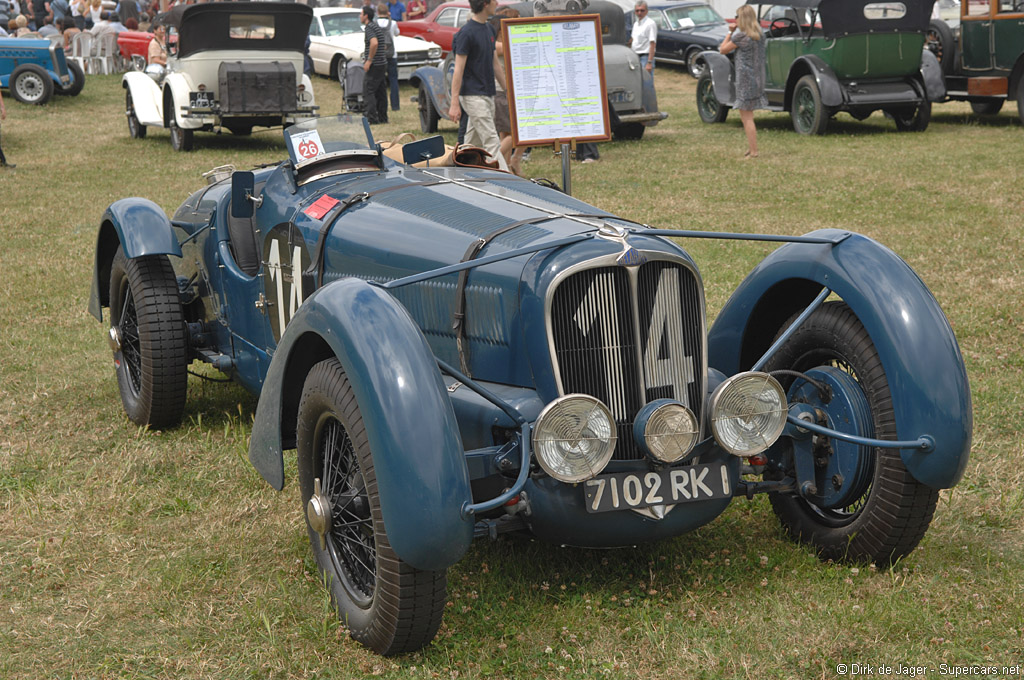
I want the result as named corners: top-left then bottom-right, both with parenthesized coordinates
top-left (169, 119), bottom-right (194, 151)
top-left (969, 100), bottom-right (1003, 115)
top-left (765, 302), bottom-right (939, 566)
top-left (791, 75), bottom-right (828, 135)
top-left (925, 19), bottom-right (954, 74)
top-left (108, 248), bottom-right (188, 429)
top-left (696, 72), bottom-right (728, 123)
top-left (297, 358), bottom-right (447, 655)
top-left (418, 83), bottom-right (439, 133)
top-left (56, 61), bottom-right (85, 97)
top-left (891, 99), bottom-right (931, 132)
top-left (1016, 78), bottom-right (1024, 125)
top-left (612, 122), bottom-right (645, 140)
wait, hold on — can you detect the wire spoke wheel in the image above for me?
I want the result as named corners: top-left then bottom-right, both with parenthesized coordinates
top-left (108, 248), bottom-right (188, 428)
top-left (297, 358), bottom-right (447, 655)
top-left (319, 415), bottom-right (376, 606)
top-left (764, 301), bottom-right (938, 565)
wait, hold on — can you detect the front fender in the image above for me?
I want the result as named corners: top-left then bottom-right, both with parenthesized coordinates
top-left (248, 278), bottom-right (473, 572)
top-left (707, 229), bottom-right (971, 490)
top-left (410, 65), bottom-right (449, 118)
top-left (164, 72), bottom-right (201, 129)
top-left (787, 55), bottom-right (843, 108)
top-left (701, 50), bottom-right (735, 106)
top-left (88, 198), bottom-right (180, 321)
top-left (122, 71), bottom-right (162, 126)
top-left (919, 49), bottom-right (946, 101)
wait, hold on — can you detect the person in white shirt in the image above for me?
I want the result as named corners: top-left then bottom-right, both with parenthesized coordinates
top-left (629, 0), bottom-right (656, 75)
top-left (375, 2), bottom-right (401, 110)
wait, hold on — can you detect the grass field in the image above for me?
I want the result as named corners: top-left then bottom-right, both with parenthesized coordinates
top-left (0, 68), bottom-right (1022, 680)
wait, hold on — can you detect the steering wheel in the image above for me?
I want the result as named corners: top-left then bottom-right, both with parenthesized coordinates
top-left (770, 17), bottom-right (798, 37)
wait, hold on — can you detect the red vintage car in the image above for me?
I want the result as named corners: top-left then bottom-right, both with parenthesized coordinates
top-left (398, 0), bottom-right (516, 55)
top-left (117, 30), bottom-right (153, 66)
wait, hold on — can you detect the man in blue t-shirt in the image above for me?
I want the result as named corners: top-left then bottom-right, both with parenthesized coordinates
top-left (447, 0), bottom-right (509, 171)
top-left (387, 0), bottom-right (405, 21)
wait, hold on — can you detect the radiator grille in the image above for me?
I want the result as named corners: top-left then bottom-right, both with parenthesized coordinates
top-left (551, 261), bottom-right (705, 460)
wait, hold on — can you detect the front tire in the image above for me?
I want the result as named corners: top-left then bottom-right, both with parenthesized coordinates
top-left (791, 75), bottom-right (828, 135)
top-left (10, 64), bottom-right (54, 105)
top-left (685, 48), bottom-right (704, 79)
top-left (696, 72), bottom-right (728, 123)
top-left (126, 90), bottom-right (147, 139)
top-left (108, 248), bottom-right (188, 429)
top-left (765, 302), bottom-right (939, 566)
top-left (297, 358), bottom-right (447, 656)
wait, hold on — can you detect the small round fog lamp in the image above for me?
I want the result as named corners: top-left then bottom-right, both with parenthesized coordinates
top-left (633, 399), bottom-right (699, 464)
top-left (533, 394), bottom-right (617, 483)
top-left (710, 372), bottom-right (788, 457)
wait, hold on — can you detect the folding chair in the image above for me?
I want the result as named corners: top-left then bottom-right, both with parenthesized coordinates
top-left (70, 31), bottom-right (96, 74)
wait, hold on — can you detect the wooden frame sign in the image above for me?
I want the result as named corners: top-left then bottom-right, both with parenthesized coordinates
top-left (501, 15), bottom-right (611, 147)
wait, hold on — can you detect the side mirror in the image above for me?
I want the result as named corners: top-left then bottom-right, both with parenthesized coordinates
top-left (231, 171), bottom-right (256, 218)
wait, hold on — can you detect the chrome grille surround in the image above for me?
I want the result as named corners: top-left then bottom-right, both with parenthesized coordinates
top-left (546, 251), bottom-right (707, 461)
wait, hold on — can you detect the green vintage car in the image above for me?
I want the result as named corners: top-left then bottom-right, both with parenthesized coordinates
top-left (697, 0), bottom-right (946, 134)
top-left (927, 0), bottom-right (1024, 122)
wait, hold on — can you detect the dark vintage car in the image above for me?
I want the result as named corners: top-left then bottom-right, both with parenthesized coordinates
top-left (927, 0), bottom-right (1024, 122)
top-left (697, 0), bottom-right (947, 134)
top-left (413, 0), bottom-right (667, 139)
top-left (121, 2), bottom-right (318, 151)
top-left (625, 0), bottom-right (730, 77)
top-left (0, 36), bottom-right (85, 104)
top-left (89, 115), bottom-right (971, 655)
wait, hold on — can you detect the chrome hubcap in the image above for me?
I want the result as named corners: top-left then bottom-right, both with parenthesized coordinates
top-left (108, 326), bottom-right (122, 354)
top-left (307, 477), bottom-right (332, 550)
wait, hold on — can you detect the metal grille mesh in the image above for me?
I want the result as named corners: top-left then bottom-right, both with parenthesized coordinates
top-left (551, 262), bottom-right (704, 460)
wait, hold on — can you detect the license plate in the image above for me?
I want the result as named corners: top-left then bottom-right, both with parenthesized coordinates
top-left (190, 91), bottom-right (215, 109)
top-left (583, 463), bottom-right (731, 514)
top-left (609, 90), bottom-right (631, 104)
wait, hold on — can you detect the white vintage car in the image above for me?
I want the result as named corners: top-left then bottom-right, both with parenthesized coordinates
top-left (122, 2), bottom-right (317, 151)
top-left (308, 7), bottom-right (442, 82)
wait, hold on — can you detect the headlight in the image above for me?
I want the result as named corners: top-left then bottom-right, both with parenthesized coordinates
top-left (533, 394), bottom-right (616, 483)
top-left (428, 47), bottom-right (441, 59)
top-left (633, 399), bottom-right (699, 464)
top-left (709, 372), bottom-right (787, 457)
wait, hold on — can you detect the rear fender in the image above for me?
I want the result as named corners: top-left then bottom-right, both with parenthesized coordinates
top-left (786, 55), bottom-right (843, 108)
top-left (410, 65), bottom-right (448, 116)
top-left (707, 229), bottom-right (971, 489)
top-left (88, 198), bottom-right (180, 322)
top-left (122, 71), bottom-right (162, 126)
top-left (248, 277), bottom-right (473, 572)
top-left (701, 50), bottom-right (735, 105)
top-left (919, 49), bottom-right (946, 101)
top-left (640, 64), bottom-right (660, 126)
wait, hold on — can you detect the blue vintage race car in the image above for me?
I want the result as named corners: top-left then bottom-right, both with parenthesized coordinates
top-left (89, 116), bottom-right (971, 656)
top-left (1, 36), bottom-right (85, 105)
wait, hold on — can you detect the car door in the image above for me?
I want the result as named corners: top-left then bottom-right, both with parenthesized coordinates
top-left (649, 10), bottom-right (679, 62)
top-left (308, 15), bottom-right (332, 75)
top-left (960, 0), bottom-right (994, 71)
top-left (992, 0), bottom-right (1024, 72)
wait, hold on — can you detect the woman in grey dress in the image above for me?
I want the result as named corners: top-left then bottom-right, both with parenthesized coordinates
top-left (719, 4), bottom-right (767, 158)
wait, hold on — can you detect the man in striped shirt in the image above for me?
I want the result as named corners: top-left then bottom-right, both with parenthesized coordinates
top-left (360, 5), bottom-right (389, 124)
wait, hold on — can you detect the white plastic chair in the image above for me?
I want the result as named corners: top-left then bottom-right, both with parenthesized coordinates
top-left (94, 32), bottom-right (119, 74)
top-left (70, 31), bottom-right (96, 73)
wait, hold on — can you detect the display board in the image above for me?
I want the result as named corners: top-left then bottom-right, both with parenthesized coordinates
top-left (501, 15), bottom-right (611, 147)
